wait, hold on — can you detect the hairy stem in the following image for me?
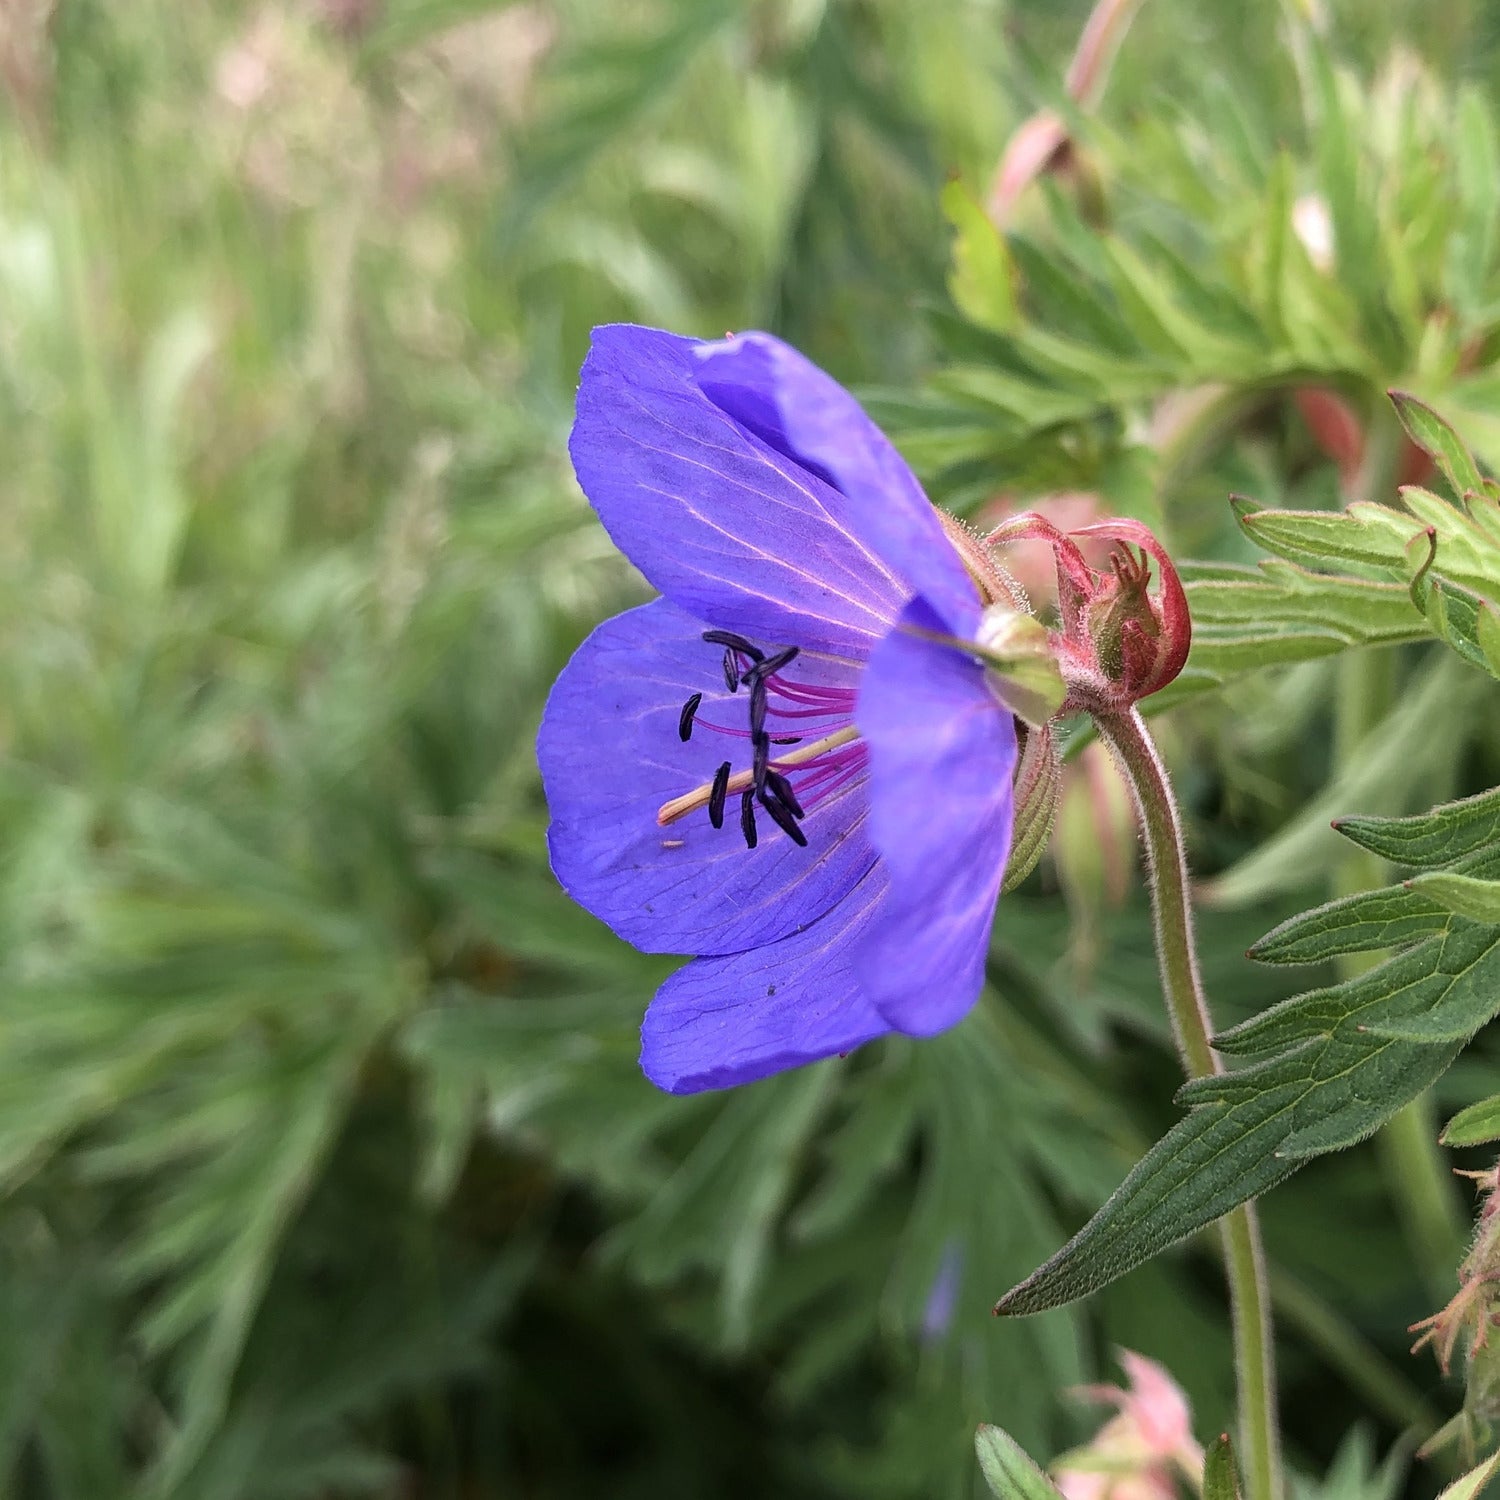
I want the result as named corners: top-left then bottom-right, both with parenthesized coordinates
top-left (1095, 707), bottom-right (1281, 1500)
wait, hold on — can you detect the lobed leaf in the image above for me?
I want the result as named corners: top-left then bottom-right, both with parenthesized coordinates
top-left (1220, 923), bottom-right (1500, 1053)
top-left (1246, 883), bottom-right (1451, 965)
top-left (1391, 390), bottom-right (1487, 500)
top-left (1333, 785), bottom-right (1500, 867)
top-left (1404, 872), bottom-right (1500, 924)
top-left (998, 919), bottom-right (1500, 1312)
top-left (1185, 561), bottom-right (1423, 641)
top-left (997, 1025), bottom-right (1463, 1314)
top-left (1229, 496), bottom-right (1423, 573)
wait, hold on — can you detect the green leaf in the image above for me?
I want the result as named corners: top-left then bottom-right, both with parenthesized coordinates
top-left (997, 1027), bottom-right (1464, 1314)
top-left (1447, 88), bottom-right (1500, 319)
top-left (1308, 36), bottom-right (1401, 363)
top-left (943, 180), bottom-right (1016, 335)
top-left (1223, 924), bottom-right (1500, 1051)
top-left (1405, 872), bottom-right (1500, 924)
top-left (1479, 599), bottom-right (1500, 675)
top-left (975, 1424), bottom-right (1065, 1500)
top-left (1441, 1093), bottom-right (1500, 1147)
top-left (1391, 390), bottom-right (1487, 499)
top-left (1203, 1434), bottom-right (1241, 1500)
top-left (1006, 232), bottom-right (1138, 356)
top-left (997, 919), bottom-right (1500, 1313)
top-left (1186, 561), bottom-right (1423, 642)
top-left (1334, 785), bottom-right (1500, 867)
top-left (1230, 496), bottom-right (1423, 572)
top-left (1182, 559), bottom-right (1428, 688)
top-left (1001, 750), bottom-right (1500, 1316)
top-left (1247, 883), bottom-right (1451, 965)
top-left (1102, 238), bottom-right (1221, 365)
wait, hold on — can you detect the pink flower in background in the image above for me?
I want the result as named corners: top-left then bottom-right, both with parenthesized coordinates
top-left (986, 0), bottom-right (1142, 224)
top-left (214, 23), bottom-right (274, 110)
top-left (1053, 1350), bottom-right (1203, 1500)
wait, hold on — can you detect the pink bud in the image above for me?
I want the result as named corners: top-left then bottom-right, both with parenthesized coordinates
top-left (984, 0), bottom-right (1141, 225)
top-left (989, 514), bottom-right (1191, 715)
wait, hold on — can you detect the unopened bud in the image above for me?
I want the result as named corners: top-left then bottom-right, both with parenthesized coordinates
top-left (1003, 721), bottom-right (1062, 893)
top-left (988, 514), bottom-right (1191, 715)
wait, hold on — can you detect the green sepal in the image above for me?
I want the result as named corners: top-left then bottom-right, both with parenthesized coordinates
top-left (1003, 725), bottom-right (1061, 894)
top-left (903, 612), bottom-right (1067, 729)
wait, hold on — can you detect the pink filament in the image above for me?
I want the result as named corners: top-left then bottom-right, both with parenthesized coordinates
top-left (700, 657), bottom-right (869, 815)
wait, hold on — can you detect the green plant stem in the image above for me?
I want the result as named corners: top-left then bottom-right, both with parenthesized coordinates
top-left (1095, 707), bottom-right (1281, 1500)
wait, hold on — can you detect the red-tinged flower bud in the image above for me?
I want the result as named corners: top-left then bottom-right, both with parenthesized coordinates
top-left (988, 513), bottom-right (1191, 715)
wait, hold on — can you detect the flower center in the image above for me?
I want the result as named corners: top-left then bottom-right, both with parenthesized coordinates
top-left (656, 630), bottom-right (866, 850)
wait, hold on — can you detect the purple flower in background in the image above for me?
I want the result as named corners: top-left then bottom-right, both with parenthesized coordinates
top-left (537, 325), bottom-right (1019, 1093)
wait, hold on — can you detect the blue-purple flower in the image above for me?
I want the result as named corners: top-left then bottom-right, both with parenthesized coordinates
top-left (537, 325), bottom-right (1020, 1093)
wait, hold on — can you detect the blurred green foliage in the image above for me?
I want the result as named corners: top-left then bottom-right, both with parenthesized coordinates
top-left (3, 2), bottom-right (1500, 1498)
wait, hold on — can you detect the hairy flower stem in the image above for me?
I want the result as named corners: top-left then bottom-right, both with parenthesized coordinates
top-left (1094, 708), bottom-right (1282, 1500)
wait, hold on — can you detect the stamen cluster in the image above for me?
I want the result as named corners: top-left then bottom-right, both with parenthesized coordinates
top-left (676, 630), bottom-right (814, 850)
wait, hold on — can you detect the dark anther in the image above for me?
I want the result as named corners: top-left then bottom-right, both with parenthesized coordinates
top-left (739, 787), bottom-right (758, 849)
top-left (749, 680), bottom-right (768, 740)
top-left (760, 789), bottom-right (808, 847)
top-left (702, 629), bottom-right (764, 664)
top-left (744, 645), bottom-right (799, 681)
top-left (678, 692), bottom-right (702, 742)
top-left (708, 761), bottom-right (731, 830)
top-left (765, 770), bottom-right (804, 819)
top-left (752, 733), bottom-right (769, 790)
top-left (689, 630), bottom-right (814, 852)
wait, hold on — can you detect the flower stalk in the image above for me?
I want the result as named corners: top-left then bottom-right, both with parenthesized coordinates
top-left (1093, 707), bottom-right (1282, 1500)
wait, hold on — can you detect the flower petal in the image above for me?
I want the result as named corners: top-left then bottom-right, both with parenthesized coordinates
top-left (570, 325), bottom-right (909, 656)
top-left (693, 331), bottom-right (981, 636)
top-left (537, 598), bottom-right (877, 956)
top-left (640, 866), bottom-right (892, 1093)
top-left (854, 600), bottom-right (1017, 1034)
